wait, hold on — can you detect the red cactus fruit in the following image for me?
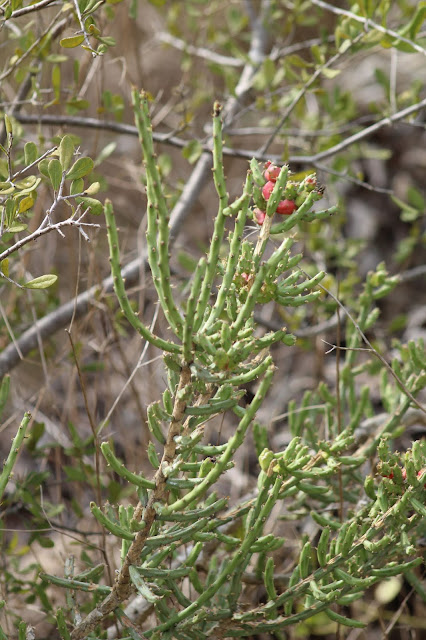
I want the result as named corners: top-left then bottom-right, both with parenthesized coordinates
top-left (264, 164), bottom-right (281, 182)
top-left (276, 199), bottom-right (297, 215)
top-left (262, 181), bottom-right (275, 200)
top-left (304, 175), bottom-right (317, 191)
top-left (253, 208), bottom-right (266, 225)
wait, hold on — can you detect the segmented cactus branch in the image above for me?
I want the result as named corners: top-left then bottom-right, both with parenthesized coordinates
top-left (132, 89), bottom-right (184, 337)
top-left (104, 200), bottom-right (180, 353)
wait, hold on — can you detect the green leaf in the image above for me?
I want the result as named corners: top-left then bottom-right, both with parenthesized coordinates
top-left (7, 223), bottom-right (27, 233)
top-left (59, 135), bottom-right (75, 171)
top-left (18, 194), bottom-right (35, 213)
top-left (24, 141), bottom-right (38, 165)
top-left (0, 375), bottom-right (10, 418)
top-left (24, 274), bottom-right (58, 289)
top-left (37, 536), bottom-right (55, 548)
top-left (70, 178), bottom-right (84, 195)
top-left (98, 36), bottom-right (116, 47)
top-left (48, 158), bottom-right (63, 191)
top-left (407, 186), bottom-right (425, 211)
top-left (15, 175), bottom-right (41, 194)
top-left (60, 35), bottom-right (85, 48)
top-left (182, 139), bottom-right (203, 164)
top-left (321, 68), bottom-right (341, 79)
top-left (52, 65), bottom-right (61, 102)
top-left (391, 195), bottom-right (421, 222)
top-left (4, 114), bottom-right (12, 136)
top-left (66, 157), bottom-right (94, 180)
top-left (38, 158), bottom-right (50, 178)
top-left (94, 141), bottom-right (116, 167)
top-left (84, 181), bottom-right (100, 195)
top-left (76, 196), bottom-right (103, 215)
top-left (0, 258), bottom-right (9, 278)
top-left (82, 0), bottom-right (104, 15)
top-left (0, 182), bottom-right (15, 195)
top-left (66, 97), bottom-right (90, 111)
top-left (46, 54), bottom-right (68, 63)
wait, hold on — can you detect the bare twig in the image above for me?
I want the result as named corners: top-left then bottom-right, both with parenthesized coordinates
top-left (0, 9), bottom-right (66, 82)
top-left (311, 274), bottom-right (426, 416)
top-left (0, 153), bottom-right (211, 378)
top-left (4, 0), bottom-right (58, 19)
top-left (0, 210), bottom-right (99, 263)
top-left (259, 32), bottom-right (364, 155)
top-left (14, 93), bottom-right (426, 167)
top-left (158, 31), bottom-right (243, 67)
top-left (66, 329), bottom-right (114, 585)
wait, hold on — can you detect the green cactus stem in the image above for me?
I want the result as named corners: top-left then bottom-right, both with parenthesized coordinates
top-left (192, 104), bottom-right (230, 332)
top-left (161, 362), bottom-right (274, 516)
top-left (100, 442), bottom-right (156, 489)
top-left (204, 172), bottom-right (252, 330)
top-left (132, 89), bottom-right (184, 337)
top-left (0, 412), bottom-right (31, 501)
top-left (104, 199), bottom-right (181, 353)
top-left (183, 257), bottom-right (207, 362)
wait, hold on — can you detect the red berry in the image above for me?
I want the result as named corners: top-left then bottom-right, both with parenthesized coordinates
top-left (417, 469), bottom-right (426, 487)
top-left (262, 181), bottom-right (275, 200)
top-left (264, 164), bottom-right (281, 182)
top-left (253, 208), bottom-right (266, 225)
top-left (241, 272), bottom-right (250, 282)
top-left (402, 468), bottom-right (407, 481)
top-left (305, 175), bottom-right (317, 191)
top-left (276, 199), bottom-right (296, 215)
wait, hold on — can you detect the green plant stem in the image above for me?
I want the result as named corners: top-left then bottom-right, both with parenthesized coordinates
top-left (211, 101), bottom-right (229, 214)
top-left (270, 204), bottom-right (338, 234)
top-left (131, 88), bottom-right (184, 337)
top-left (203, 172), bottom-right (252, 330)
top-left (230, 262), bottom-right (269, 337)
top-left (192, 105), bottom-right (229, 332)
top-left (0, 412), bottom-right (31, 501)
top-left (100, 442), bottom-right (156, 489)
top-left (104, 200), bottom-right (180, 353)
top-left (146, 472), bottom-right (282, 635)
top-left (183, 258), bottom-right (206, 362)
top-left (161, 362), bottom-right (274, 515)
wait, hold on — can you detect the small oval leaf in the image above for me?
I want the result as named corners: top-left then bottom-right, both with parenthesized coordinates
top-left (59, 135), bottom-right (75, 171)
top-left (84, 181), bottom-right (100, 195)
top-left (24, 274), bottom-right (58, 289)
top-left (70, 178), bottom-right (84, 195)
top-left (8, 223), bottom-right (27, 233)
top-left (60, 35), bottom-right (85, 48)
top-left (24, 142), bottom-right (38, 166)
top-left (38, 158), bottom-right (50, 178)
top-left (48, 158), bottom-right (63, 191)
top-left (1, 258), bottom-right (9, 278)
top-left (18, 194), bottom-right (36, 213)
top-left (76, 196), bottom-right (103, 215)
top-left (66, 157), bottom-right (94, 180)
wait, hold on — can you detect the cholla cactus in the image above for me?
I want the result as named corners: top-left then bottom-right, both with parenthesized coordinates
top-left (38, 90), bottom-right (425, 640)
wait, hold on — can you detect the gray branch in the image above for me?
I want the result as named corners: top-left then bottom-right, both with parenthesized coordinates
top-left (0, 154), bottom-right (212, 378)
